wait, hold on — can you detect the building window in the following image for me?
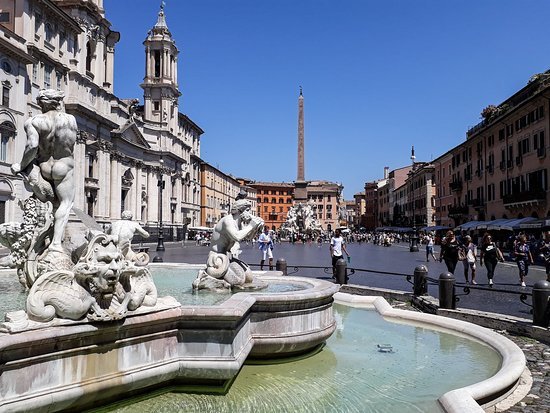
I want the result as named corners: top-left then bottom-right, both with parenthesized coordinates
top-left (45, 23), bottom-right (53, 43)
top-left (86, 41), bottom-right (93, 72)
top-left (32, 64), bottom-right (38, 83)
top-left (154, 50), bottom-right (161, 77)
top-left (153, 101), bottom-right (160, 111)
top-left (56, 71), bottom-right (62, 89)
top-left (44, 64), bottom-right (52, 88)
top-left (0, 12), bottom-right (9, 23)
top-left (0, 122), bottom-right (15, 162)
top-left (1, 84), bottom-right (9, 107)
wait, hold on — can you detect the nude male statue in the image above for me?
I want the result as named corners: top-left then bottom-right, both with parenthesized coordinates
top-left (108, 210), bottom-right (150, 261)
top-left (204, 199), bottom-right (263, 285)
top-left (11, 89), bottom-right (78, 252)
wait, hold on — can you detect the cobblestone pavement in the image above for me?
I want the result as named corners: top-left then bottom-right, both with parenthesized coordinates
top-left (504, 333), bottom-right (550, 413)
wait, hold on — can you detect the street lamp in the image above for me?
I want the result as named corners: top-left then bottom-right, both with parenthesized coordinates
top-left (154, 157), bottom-right (165, 261)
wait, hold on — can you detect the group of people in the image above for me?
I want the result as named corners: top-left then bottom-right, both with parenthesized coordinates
top-left (437, 230), bottom-right (550, 287)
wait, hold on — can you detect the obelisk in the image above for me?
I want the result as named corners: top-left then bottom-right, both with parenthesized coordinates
top-left (294, 86), bottom-right (308, 201)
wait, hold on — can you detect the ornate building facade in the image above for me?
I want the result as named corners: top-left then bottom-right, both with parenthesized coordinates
top-left (0, 1), bottom-right (203, 237)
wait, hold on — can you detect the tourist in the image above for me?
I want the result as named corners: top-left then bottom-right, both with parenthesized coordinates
top-left (330, 229), bottom-right (350, 278)
top-left (462, 235), bottom-right (477, 284)
top-left (439, 231), bottom-right (460, 274)
top-left (479, 233), bottom-right (504, 286)
top-left (259, 227), bottom-right (274, 270)
top-left (539, 231), bottom-right (550, 282)
top-left (513, 234), bottom-right (533, 287)
top-left (424, 232), bottom-right (437, 262)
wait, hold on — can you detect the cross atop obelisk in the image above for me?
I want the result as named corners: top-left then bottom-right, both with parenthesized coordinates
top-left (297, 86), bottom-right (305, 181)
top-left (294, 86), bottom-right (308, 201)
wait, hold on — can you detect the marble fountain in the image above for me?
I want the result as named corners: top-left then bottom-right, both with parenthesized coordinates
top-left (0, 90), bottom-right (527, 413)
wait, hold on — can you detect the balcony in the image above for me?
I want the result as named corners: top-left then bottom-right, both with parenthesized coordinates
top-left (449, 180), bottom-right (463, 192)
top-left (84, 176), bottom-right (100, 191)
top-left (503, 189), bottom-right (546, 207)
top-left (448, 204), bottom-right (469, 217)
top-left (471, 198), bottom-right (485, 210)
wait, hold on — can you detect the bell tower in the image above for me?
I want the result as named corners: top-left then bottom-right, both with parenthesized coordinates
top-left (141, 2), bottom-right (181, 128)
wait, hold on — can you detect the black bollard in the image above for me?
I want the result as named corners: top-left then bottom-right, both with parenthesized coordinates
top-left (413, 265), bottom-right (428, 296)
top-left (276, 258), bottom-right (287, 276)
top-left (532, 280), bottom-right (550, 327)
top-left (335, 258), bottom-right (347, 285)
top-left (438, 272), bottom-right (456, 309)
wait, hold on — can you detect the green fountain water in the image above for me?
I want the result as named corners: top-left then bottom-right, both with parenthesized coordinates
top-left (0, 268), bottom-right (502, 412)
top-left (95, 303), bottom-right (500, 413)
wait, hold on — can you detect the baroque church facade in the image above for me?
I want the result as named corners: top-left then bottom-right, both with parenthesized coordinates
top-left (0, 0), bottom-right (202, 236)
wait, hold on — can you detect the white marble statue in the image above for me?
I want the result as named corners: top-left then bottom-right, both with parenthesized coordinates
top-left (0, 90), bottom-right (166, 328)
top-left (19, 233), bottom-right (157, 325)
top-left (11, 89), bottom-right (77, 253)
top-left (193, 199), bottom-right (264, 291)
top-left (107, 210), bottom-right (150, 265)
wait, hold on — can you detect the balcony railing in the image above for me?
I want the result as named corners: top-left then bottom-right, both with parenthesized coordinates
top-left (449, 180), bottom-right (463, 192)
top-left (503, 189), bottom-right (546, 205)
top-left (472, 198), bottom-right (485, 209)
top-left (84, 176), bottom-right (100, 190)
top-left (448, 205), bottom-right (469, 216)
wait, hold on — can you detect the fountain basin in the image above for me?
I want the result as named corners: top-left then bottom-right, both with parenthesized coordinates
top-left (0, 269), bottom-right (338, 413)
top-left (334, 293), bottom-right (527, 413)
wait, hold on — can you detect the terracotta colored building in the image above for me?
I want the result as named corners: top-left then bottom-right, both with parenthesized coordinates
top-left (248, 182), bottom-right (294, 230)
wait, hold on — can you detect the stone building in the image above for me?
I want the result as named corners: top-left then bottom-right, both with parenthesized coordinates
top-left (404, 162), bottom-right (436, 229)
top-left (306, 180), bottom-right (343, 231)
top-left (433, 70), bottom-right (550, 227)
top-left (0, 1), bottom-right (203, 238)
top-left (200, 162), bottom-right (241, 228)
top-left (249, 181), bottom-right (294, 231)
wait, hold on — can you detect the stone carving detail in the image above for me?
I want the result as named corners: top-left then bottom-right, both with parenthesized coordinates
top-left (26, 233), bottom-right (157, 323)
top-left (193, 199), bottom-right (265, 292)
top-left (0, 90), bottom-right (166, 331)
top-left (281, 200), bottom-right (322, 235)
top-left (107, 210), bottom-right (150, 265)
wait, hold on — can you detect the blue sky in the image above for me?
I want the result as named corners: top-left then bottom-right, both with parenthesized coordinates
top-left (106, 0), bottom-right (550, 199)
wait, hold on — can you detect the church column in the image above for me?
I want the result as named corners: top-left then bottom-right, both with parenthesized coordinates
top-left (110, 155), bottom-right (121, 219)
top-left (73, 139), bottom-right (86, 212)
top-left (147, 166), bottom-right (158, 222)
top-left (97, 150), bottom-right (109, 218)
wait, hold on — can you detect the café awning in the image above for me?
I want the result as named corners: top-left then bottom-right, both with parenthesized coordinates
top-left (455, 221), bottom-right (487, 231)
top-left (487, 217), bottom-right (537, 231)
top-left (518, 218), bottom-right (550, 229)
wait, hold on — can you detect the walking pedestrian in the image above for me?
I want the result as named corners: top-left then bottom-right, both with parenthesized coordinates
top-left (424, 233), bottom-right (437, 262)
top-left (540, 231), bottom-right (550, 282)
top-left (513, 234), bottom-right (533, 287)
top-left (479, 233), bottom-right (504, 286)
top-left (258, 227), bottom-right (274, 270)
top-left (439, 230), bottom-right (460, 274)
top-left (462, 235), bottom-right (477, 284)
top-left (330, 229), bottom-right (350, 278)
